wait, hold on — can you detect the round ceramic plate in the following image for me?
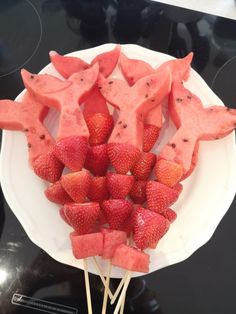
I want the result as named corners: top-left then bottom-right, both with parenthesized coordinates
top-left (1, 44), bottom-right (236, 278)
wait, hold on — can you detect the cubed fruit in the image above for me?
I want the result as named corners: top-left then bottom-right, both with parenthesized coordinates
top-left (112, 244), bottom-right (150, 273)
top-left (70, 232), bottom-right (103, 259)
top-left (101, 229), bottom-right (127, 259)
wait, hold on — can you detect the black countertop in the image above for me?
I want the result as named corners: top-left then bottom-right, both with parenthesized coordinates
top-left (0, 1), bottom-right (236, 313)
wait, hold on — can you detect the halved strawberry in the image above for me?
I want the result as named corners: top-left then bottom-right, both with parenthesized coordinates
top-left (32, 150), bottom-right (64, 183)
top-left (87, 176), bottom-right (109, 202)
top-left (53, 136), bottom-right (88, 171)
top-left (146, 181), bottom-right (179, 213)
top-left (155, 159), bottom-right (183, 187)
top-left (161, 208), bottom-right (177, 223)
top-left (143, 124), bottom-right (160, 152)
top-left (133, 207), bottom-right (170, 250)
top-left (107, 143), bottom-right (140, 174)
top-left (45, 180), bottom-right (72, 204)
top-left (131, 152), bottom-right (156, 181)
top-left (85, 113), bottom-right (114, 146)
top-left (84, 144), bottom-right (109, 176)
top-left (102, 199), bottom-right (133, 230)
top-left (59, 207), bottom-right (71, 225)
top-left (60, 170), bottom-right (91, 203)
top-left (129, 180), bottom-right (147, 204)
top-left (63, 202), bottom-right (100, 234)
top-left (106, 172), bottom-right (134, 199)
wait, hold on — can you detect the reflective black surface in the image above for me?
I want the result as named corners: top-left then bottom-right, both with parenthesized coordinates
top-left (0, 1), bottom-right (236, 313)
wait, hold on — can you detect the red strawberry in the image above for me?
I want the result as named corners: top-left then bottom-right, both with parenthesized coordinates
top-left (107, 143), bottom-right (140, 174)
top-left (102, 199), bottom-right (133, 230)
top-left (60, 170), bottom-right (91, 203)
top-left (173, 182), bottom-right (183, 195)
top-left (155, 159), bottom-right (183, 187)
top-left (133, 207), bottom-right (170, 250)
top-left (162, 208), bottom-right (177, 223)
top-left (106, 172), bottom-right (134, 199)
top-left (87, 176), bottom-right (109, 202)
top-left (45, 180), bottom-right (72, 204)
top-left (64, 202), bottom-right (100, 234)
top-left (129, 180), bottom-right (147, 204)
top-left (84, 144), bottom-right (109, 176)
top-left (53, 136), bottom-right (88, 171)
top-left (143, 124), bottom-right (160, 152)
top-left (131, 152), bottom-right (156, 181)
top-left (32, 150), bottom-right (64, 183)
top-left (85, 113), bottom-right (114, 146)
top-left (59, 207), bottom-right (71, 225)
top-left (146, 181), bottom-right (179, 213)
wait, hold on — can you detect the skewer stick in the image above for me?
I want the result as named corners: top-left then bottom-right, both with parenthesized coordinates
top-left (119, 291), bottom-right (126, 314)
top-left (102, 260), bottom-right (112, 314)
top-left (110, 270), bottom-right (129, 305)
top-left (83, 258), bottom-right (93, 314)
top-left (92, 257), bottom-right (113, 299)
top-left (113, 271), bottom-right (132, 314)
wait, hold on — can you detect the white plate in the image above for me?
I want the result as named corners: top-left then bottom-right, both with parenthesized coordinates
top-left (1, 44), bottom-right (236, 278)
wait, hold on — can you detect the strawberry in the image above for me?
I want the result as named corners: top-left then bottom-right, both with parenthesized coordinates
top-left (53, 136), bottom-right (88, 172)
top-left (133, 207), bottom-right (170, 250)
top-left (63, 202), bottom-right (100, 234)
top-left (173, 182), bottom-right (183, 195)
top-left (84, 144), bottom-right (109, 176)
top-left (85, 113), bottom-right (114, 146)
top-left (45, 180), bottom-right (72, 204)
top-left (146, 181), bottom-right (179, 213)
top-left (143, 124), bottom-right (160, 152)
top-left (32, 150), bottom-right (64, 183)
top-left (106, 172), bottom-right (134, 199)
top-left (87, 176), bottom-right (109, 202)
top-left (60, 170), bottom-right (91, 203)
top-left (59, 207), bottom-right (71, 225)
top-left (129, 180), bottom-right (147, 204)
top-left (107, 143), bottom-right (140, 174)
top-left (102, 199), bottom-right (133, 230)
top-left (131, 152), bottom-right (156, 181)
top-left (162, 208), bottom-right (177, 223)
top-left (155, 159), bottom-right (183, 187)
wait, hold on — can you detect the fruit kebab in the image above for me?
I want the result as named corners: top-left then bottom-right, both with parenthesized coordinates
top-left (0, 92), bottom-right (63, 182)
top-left (21, 63), bottom-right (99, 172)
top-left (98, 67), bottom-right (172, 173)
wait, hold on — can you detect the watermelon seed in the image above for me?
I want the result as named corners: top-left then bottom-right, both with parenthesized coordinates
top-left (171, 143), bottom-right (176, 148)
top-left (123, 124), bottom-right (127, 128)
top-left (30, 75), bottom-right (34, 79)
top-left (40, 134), bottom-right (45, 140)
top-left (24, 128), bottom-right (29, 132)
top-left (176, 98), bottom-right (183, 102)
top-left (98, 86), bottom-right (102, 90)
top-left (183, 138), bottom-right (188, 142)
top-left (116, 132), bottom-right (120, 137)
top-left (109, 81), bottom-right (113, 84)
top-left (226, 108), bottom-right (231, 111)
top-left (145, 94), bottom-right (148, 98)
top-left (151, 99), bottom-right (155, 102)
top-left (209, 108), bottom-right (213, 112)
top-left (187, 95), bottom-right (192, 99)
top-left (118, 121), bottom-right (122, 124)
top-left (28, 143), bottom-right (31, 148)
top-left (80, 78), bottom-right (84, 82)
top-left (146, 82), bottom-right (150, 87)
top-left (215, 137), bottom-right (219, 140)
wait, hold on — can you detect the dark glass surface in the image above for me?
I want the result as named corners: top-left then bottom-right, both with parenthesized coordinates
top-left (0, 1), bottom-right (236, 313)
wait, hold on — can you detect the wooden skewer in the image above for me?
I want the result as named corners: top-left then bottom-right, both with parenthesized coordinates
top-left (110, 270), bottom-right (129, 305)
top-left (113, 271), bottom-right (132, 314)
top-left (119, 291), bottom-right (126, 314)
top-left (92, 257), bottom-right (113, 300)
top-left (101, 260), bottom-right (112, 314)
top-left (83, 258), bottom-right (93, 314)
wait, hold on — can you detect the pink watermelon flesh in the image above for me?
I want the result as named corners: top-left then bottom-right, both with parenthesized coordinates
top-left (83, 85), bottom-right (109, 118)
top-left (70, 232), bottom-right (103, 259)
top-left (111, 244), bottom-right (150, 273)
top-left (49, 51), bottom-right (89, 79)
top-left (182, 142), bottom-right (199, 179)
top-left (98, 67), bottom-right (171, 150)
top-left (21, 63), bottom-right (99, 140)
top-left (101, 229), bottom-right (127, 259)
top-left (160, 82), bottom-right (236, 174)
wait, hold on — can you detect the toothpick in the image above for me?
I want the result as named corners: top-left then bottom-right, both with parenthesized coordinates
top-left (113, 271), bottom-right (132, 314)
top-left (119, 291), bottom-right (126, 314)
top-left (110, 270), bottom-right (129, 305)
top-left (92, 257), bottom-right (113, 300)
top-left (83, 258), bottom-right (93, 314)
top-left (102, 260), bottom-right (112, 314)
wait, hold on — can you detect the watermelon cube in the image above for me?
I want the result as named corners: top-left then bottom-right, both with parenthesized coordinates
top-left (101, 229), bottom-right (127, 259)
top-left (111, 244), bottom-right (150, 273)
top-left (70, 232), bottom-right (103, 259)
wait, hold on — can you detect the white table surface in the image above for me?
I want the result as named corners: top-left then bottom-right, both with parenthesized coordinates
top-left (154, 0), bottom-right (236, 20)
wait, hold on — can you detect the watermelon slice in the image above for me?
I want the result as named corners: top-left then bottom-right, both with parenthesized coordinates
top-left (160, 82), bottom-right (236, 175)
top-left (98, 67), bottom-right (171, 173)
top-left (101, 229), bottom-right (127, 259)
top-left (70, 232), bottom-right (103, 259)
top-left (111, 244), bottom-right (150, 273)
top-left (0, 93), bottom-right (63, 182)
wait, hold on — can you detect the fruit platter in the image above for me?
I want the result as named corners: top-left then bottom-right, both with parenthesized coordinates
top-left (0, 43), bottom-right (236, 313)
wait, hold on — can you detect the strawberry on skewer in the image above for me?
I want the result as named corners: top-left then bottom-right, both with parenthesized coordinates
top-left (84, 144), bottom-right (110, 176)
top-left (106, 173), bottom-right (134, 199)
top-left (21, 63), bottom-right (99, 171)
top-left (0, 93), bottom-right (63, 182)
